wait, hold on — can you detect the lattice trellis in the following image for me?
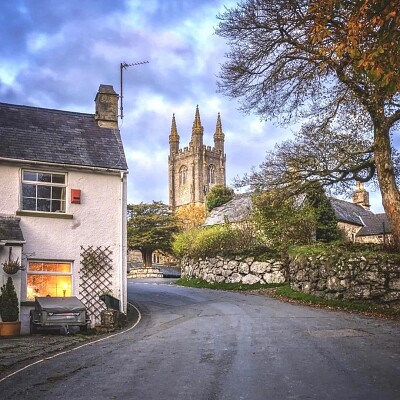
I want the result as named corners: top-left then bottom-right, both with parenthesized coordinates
top-left (80, 245), bottom-right (113, 325)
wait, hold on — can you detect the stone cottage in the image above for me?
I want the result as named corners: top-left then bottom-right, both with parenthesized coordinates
top-left (0, 84), bottom-right (128, 334)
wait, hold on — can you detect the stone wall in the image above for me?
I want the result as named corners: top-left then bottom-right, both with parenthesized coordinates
top-left (181, 256), bottom-right (287, 285)
top-left (288, 254), bottom-right (400, 304)
top-left (181, 252), bottom-right (400, 306)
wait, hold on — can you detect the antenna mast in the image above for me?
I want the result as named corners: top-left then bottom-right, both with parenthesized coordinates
top-left (120, 60), bottom-right (149, 120)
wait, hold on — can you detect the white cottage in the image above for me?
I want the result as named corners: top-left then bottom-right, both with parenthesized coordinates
top-left (0, 84), bottom-right (128, 334)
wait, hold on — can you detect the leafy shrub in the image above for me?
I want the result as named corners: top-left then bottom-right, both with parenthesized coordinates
top-left (173, 222), bottom-right (270, 259)
top-left (205, 185), bottom-right (234, 212)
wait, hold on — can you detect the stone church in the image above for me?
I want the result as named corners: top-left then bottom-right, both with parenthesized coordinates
top-left (168, 106), bottom-right (226, 211)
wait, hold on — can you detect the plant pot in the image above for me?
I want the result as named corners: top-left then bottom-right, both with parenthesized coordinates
top-left (2, 263), bottom-right (20, 275)
top-left (0, 321), bottom-right (21, 337)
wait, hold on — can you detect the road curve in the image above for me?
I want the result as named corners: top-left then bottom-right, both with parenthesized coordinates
top-left (1, 278), bottom-right (399, 399)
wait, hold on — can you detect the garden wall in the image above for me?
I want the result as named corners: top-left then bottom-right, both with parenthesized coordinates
top-left (288, 253), bottom-right (400, 304)
top-left (181, 252), bottom-right (400, 306)
top-left (181, 256), bottom-right (287, 285)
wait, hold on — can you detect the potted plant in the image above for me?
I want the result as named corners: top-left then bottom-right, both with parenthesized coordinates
top-left (0, 277), bottom-right (21, 336)
top-left (2, 257), bottom-right (23, 275)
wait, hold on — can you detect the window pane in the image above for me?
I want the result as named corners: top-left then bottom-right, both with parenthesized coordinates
top-left (23, 171), bottom-right (37, 181)
top-left (51, 200), bottom-right (63, 212)
top-left (22, 197), bottom-right (36, 211)
top-left (29, 262), bottom-right (71, 273)
top-left (22, 184), bottom-right (36, 197)
top-left (37, 199), bottom-right (51, 212)
top-left (52, 187), bottom-right (64, 200)
top-left (37, 185), bottom-right (51, 199)
top-left (37, 173), bottom-right (51, 183)
top-left (52, 174), bottom-right (65, 184)
top-left (27, 275), bottom-right (72, 299)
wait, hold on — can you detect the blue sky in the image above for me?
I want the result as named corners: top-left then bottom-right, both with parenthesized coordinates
top-left (0, 0), bottom-right (386, 212)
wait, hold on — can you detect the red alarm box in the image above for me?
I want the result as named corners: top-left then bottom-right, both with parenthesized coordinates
top-left (71, 189), bottom-right (81, 204)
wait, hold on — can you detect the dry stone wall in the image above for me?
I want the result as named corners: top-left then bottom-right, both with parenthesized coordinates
top-left (181, 252), bottom-right (400, 306)
top-left (288, 254), bottom-right (400, 304)
top-left (181, 256), bottom-right (287, 285)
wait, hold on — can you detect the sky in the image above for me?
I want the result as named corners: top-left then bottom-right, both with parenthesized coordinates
top-left (0, 0), bottom-right (386, 212)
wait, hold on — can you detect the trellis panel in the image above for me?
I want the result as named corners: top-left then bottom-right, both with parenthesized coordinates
top-left (79, 245), bottom-right (113, 325)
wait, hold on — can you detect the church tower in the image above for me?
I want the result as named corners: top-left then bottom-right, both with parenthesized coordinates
top-left (168, 106), bottom-right (226, 211)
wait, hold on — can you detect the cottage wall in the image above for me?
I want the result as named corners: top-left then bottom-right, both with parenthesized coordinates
top-left (0, 163), bottom-right (127, 333)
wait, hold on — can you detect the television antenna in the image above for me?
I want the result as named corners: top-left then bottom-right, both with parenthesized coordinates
top-left (120, 61), bottom-right (149, 120)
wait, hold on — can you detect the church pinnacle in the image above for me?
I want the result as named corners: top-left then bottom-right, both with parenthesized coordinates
top-left (214, 112), bottom-right (225, 152)
top-left (192, 105), bottom-right (204, 136)
top-left (169, 113), bottom-right (179, 153)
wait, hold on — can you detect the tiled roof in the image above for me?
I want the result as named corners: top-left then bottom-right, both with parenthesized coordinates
top-left (204, 193), bottom-right (252, 226)
top-left (329, 198), bottom-right (373, 226)
top-left (357, 213), bottom-right (392, 236)
top-left (0, 102), bottom-right (127, 170)
top-left (0, 216), bottom-right (25, 243)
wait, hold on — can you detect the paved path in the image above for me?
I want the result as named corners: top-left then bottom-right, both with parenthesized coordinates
top-left (0, 279), bottom-right (399, 399)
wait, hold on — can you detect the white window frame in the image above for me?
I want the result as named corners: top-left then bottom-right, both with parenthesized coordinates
top-left (26, 260), bottom-right (73, 300)
top-left (21, 170), bottom-right (67, 213)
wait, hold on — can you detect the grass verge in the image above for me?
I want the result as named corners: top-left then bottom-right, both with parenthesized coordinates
top-left (175, 277), bottom-right (400, 320)
top-left (175, 276), bottom-right (285, 291)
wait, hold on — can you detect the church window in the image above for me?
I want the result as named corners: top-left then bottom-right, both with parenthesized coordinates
top-left (208, 165), bottom-right (215, 184)
top-left (179, 165), bottom-right (188, 186)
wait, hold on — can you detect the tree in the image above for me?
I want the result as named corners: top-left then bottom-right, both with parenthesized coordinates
top-left (252, 191), bottom-right (316, 250)
top-left (216, 0), bottom-right (400, 248)
top-left (206, 185), bottom-right (234, 212)
top-left (175, 204), bottom-right (206, 230)
top-left (305, 183), bottom-right (342, 242)
top-left (127, 202), bottom-right (179, 269)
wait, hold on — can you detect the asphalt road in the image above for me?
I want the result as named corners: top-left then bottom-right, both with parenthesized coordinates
top-left (1, 278), bottom-right (399, 399)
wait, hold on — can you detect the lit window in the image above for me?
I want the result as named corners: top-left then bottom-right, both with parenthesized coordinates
top-left (27, 261), bottom-right (72, 300)
top-left (179, 165), bottom-right (188, 186)
top-left (21, 170), bottom-right (66, 213)
top-left (208, 165), bottom-right (215, 184)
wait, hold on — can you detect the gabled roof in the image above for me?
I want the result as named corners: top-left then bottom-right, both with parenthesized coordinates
top-left (204, 193), bottom-right (252, 226)
top-left (0, 102), bottom-right (127, 171)
top-left (329, 198), bottom-right (373, 226)
top-left (357, 213), bottom-right (392, 236)
top-left (0, 216), bottom-right (25, 244)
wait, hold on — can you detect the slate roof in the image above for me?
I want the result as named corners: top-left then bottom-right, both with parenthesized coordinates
top-left (357, 213), bottom-right (392, 236)
top-left (204, 193), bottom-right (252, 226)
top-left (329, 198), bottom-right (373, 226)
top-left (0, 216), bottom-right (25, 243)
top-left (0, 102), bottom-right (127, 170)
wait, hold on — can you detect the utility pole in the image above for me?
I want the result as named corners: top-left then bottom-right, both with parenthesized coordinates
top-left (120, 61), bottom-right (149, 120)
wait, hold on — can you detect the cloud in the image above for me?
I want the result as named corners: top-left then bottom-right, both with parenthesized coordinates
top-left (0, 0), bottom-right (391, 214)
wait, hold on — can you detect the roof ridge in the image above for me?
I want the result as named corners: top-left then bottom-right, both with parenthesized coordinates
top-left (0, 102), bottom-right (94, 117)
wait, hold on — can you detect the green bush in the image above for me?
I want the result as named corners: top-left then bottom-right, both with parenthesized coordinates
top-left (173, 222), bottom-right (271, 259)
top-left (0, 277), bottom-right (19, 322)
top-left (205, 185), bottom-right (234, 212)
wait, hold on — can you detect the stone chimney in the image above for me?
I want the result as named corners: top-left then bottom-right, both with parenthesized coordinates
top-left (94, 84), bottom-right (119, 129)
top-left (352, 182), bottom-right (370, 210)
